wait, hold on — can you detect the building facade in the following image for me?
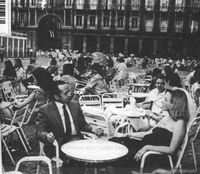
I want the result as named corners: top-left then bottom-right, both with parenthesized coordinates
top-left (11, 0), bottom-right (200, 57)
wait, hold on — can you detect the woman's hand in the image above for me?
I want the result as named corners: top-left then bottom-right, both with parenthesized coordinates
top-left (134, 146), bottom-right (149, 161)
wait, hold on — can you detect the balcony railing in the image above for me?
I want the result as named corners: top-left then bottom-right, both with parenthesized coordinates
top-left (145, 26), bottom-right (153, 32)
top-left (175, 6), bottom-right (184, 12)
top-left (175, 27), bottom-right (183, 33)
top-left (145, 5), bottom-right (154, 11)
top-left (160, 26), bottom-right (168, 32)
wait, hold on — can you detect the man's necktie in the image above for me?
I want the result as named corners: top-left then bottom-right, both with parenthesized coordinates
top-left (62, 104), bottom-right (71, 135)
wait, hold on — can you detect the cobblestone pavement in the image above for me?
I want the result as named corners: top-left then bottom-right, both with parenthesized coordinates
top-left (1, 57), bottom-right (200, 173)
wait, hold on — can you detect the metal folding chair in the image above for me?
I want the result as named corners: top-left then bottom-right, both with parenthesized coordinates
top-left (102, 93), bottom-right (124, 108)
top-left (1, 81), bottom-right (28, 102)
top-left (1, 105), bottom-right (30, 165)
top-left (4, 156), bottom-right (53, 174)
top-left (139, 116), bottom-right (200, 173)
top-left (79, 94), bottom-right (102, 108)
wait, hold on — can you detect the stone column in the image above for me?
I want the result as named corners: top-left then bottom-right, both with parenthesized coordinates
top-left (17, 39), bottom-right (20, 57)
top-left (6, 37), bottom-right (9, 57)
top-left (139, 39), bottom-right (143, 54)
top-left (83, 36), bottom-right (87, 53)
top-left (110, 36), bottom-right (114, 53)
top-left (124, 37), bottom-right (128, 54)
top-left (96, 37), bottom-right (100, 52)
top-left (153, 39), bottom-right (157, 55)
top-left (12, 38), bottom-right (15, 57)
top-left (22, 39), bottom-right (25, 57)
top-left (168, 40), bottom-right (172, 53)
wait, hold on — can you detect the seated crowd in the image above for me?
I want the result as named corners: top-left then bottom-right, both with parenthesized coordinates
top-left (1, 51), bottom-right (200, 174)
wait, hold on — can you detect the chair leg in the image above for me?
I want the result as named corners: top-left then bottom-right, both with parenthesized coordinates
top-left (36, 161), bottom-right (41, 174)
top-left (19, 127), bottom-right (32, 151)
top-left (2, 137), bottom-right (16, 165)
top-left (16, 130), bottom-right (29, 154)
top-left (191, 142), bottom-right (197, 173)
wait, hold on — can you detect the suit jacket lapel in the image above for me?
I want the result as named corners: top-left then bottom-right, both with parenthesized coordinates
top-left (68, 102), bottom-right (78, 133)
top-left (49, 101), bottom-right (65, 134)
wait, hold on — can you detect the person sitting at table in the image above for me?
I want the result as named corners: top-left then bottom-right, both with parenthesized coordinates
top-left (21, 58), bottom-right (40, 89)
top-left (113, 56), bottom-right (128, 87)
top-left (142, 75), bottom-right (171, 117)
top-left (14, 58), bottom-right (25, 83)
top-left (35, 79), bottom-right (103, 162)
top-left (110, 88), bottom-right (195, 173)
top-left (12, 67), bottom-right (53, 109)
top-left (163, 65), bottom-right (182, 88)
top-left (46, 58), bottom-right (59, 77)
top-left (84, 63), bottom-right (112, 95)
top-left (149, 68), bottom-right (162, 91)
top-left (191, 69), bottom-right (200, 108)
top-left (2, 60), bottom-right (17, 81)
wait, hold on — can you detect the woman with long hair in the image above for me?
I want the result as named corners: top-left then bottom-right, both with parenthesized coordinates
top-left (14, 58), bottom-right (25, 82)
top-left (84, 63), bottom-right (112, 95)
top-left (110, 88), bottom-right (195, 173)
top-left (12, 67), bottom-right (55, 108)
top-left (163, 65), bottom-right (182, 88)
top-left (3, 60), bottom-right (16, 81)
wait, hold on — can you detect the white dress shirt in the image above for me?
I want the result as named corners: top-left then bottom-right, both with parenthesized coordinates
top-left (55, 101), bottom-right (77, 135)
top-left (146, 88), bottom-right (170, 114)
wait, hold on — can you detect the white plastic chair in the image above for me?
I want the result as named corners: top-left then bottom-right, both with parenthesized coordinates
top-left (1, 105), bottom-right (30, 165)
top-left (2, 81), bottom-right (16, 102)
top-left (1, 81), bottom-right (28, 102)
top-left (4, 156), bottom-right (53, 174)
top-left (82, 105), bottom-right (111, 138)
top-left (37, 140), bottom-right (62, 174)
top-left (102, 93), bottom-right (124, 108)
top-left (79, 94), bottom-right (102, 108)
top-left (189, 115), bottom-right (200, 173)
top-left (37, 132), bottom-right (97, 174)
top-left (23, 100), bottom-right (39, 125)
top-left (139, 116), bottom-right (200, 173)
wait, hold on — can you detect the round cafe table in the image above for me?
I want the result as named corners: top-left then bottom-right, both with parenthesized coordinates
top-left (61, 139), bottom-right (128, 164)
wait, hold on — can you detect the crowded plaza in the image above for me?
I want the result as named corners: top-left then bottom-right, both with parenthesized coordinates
top-left (1, 49), bottom-right (200, 174)
top-left (1, 0), bottom-right (200, 174)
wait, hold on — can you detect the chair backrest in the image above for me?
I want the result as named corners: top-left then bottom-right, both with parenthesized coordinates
top-left (23, 100), bottom-right (39, 125)
top-left (174, 116), bottom-right (200, 169)
top-left (188, 115), bottom-right (200, 145)
top-left (129, 84), bottom-right (149, 93)
top-left (1, 81), bottom-right (16, 102)
top-left (85, 112), bottom-right (110, 137)
top-left (9, 105), bottom-right (29, 131)
top-left (38, 140), bottom-right (62, 168)
top-left (79, 95), bottom-right (102, 108)
top-left (14, 156), bottom-right (53, 174)
top-left (102, 93), bottom-right (124, 108)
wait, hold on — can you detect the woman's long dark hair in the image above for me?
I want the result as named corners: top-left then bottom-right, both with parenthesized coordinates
top-left (14, 58), bottom-right (24, 69)
top-left (170, 89), bottom-right (190, 123)
top-left (32, 67), bottom-right (55, 93)
top-left (3, 60), bottom-right (16, 77)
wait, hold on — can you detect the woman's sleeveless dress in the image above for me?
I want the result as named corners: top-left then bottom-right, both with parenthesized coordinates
top-left (109, 127), bottom-right (173, 168)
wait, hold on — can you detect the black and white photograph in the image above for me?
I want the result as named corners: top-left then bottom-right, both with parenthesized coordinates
top-left (1, 0), bottom-right (200, 174)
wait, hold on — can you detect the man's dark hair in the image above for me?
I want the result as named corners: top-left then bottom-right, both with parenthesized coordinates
top-left (50, 80), bottom-right (66, 98)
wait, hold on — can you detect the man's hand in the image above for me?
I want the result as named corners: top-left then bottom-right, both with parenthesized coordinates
top-left (92, 127), bottom-right (104, 137)
top-left (46, 132), bottom-right (55, 143)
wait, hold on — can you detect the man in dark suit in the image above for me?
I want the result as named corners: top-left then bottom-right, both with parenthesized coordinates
top-left (35, 80), bottom-right (102, 159)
